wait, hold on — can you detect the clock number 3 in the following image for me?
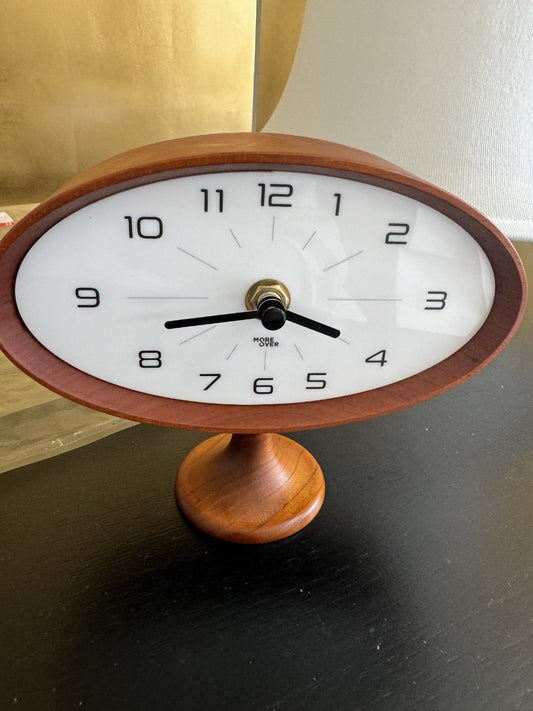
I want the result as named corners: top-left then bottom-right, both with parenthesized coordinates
top-left (425, 291), bottom-right (448, 310)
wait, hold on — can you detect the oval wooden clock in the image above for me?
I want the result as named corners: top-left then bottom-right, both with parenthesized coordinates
top-left (0, 133), bottom-right (526, 543)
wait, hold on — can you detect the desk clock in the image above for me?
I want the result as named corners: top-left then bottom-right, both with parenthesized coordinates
top-left (0, 133), bottom-right (526, 542)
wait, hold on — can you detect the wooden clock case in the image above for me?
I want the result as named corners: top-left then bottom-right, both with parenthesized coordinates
top-left (0, 133), bottom-right (526, 542)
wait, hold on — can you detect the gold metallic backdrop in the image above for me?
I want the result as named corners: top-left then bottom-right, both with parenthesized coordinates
top-left (1, 0), bottom-right (257, 204)
top-left (0, 0), bottom-right (306, 471)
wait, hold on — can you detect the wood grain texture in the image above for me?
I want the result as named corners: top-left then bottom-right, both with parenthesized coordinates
top-left (0, 133), bottom-right (527, 433)
top-left (176, 433), bottom-right (325, 543)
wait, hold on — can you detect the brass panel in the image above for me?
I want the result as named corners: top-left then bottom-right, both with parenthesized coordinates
top-left (0, 1), bottom-right (307, 471)
top-left (254, 0), bottom-right (307, 130)
top-left (0, 0), bottom-right (256, 204)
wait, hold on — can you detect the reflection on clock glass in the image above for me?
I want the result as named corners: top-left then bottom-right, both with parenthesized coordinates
top-left (15, 171), bottom-right (495, 404)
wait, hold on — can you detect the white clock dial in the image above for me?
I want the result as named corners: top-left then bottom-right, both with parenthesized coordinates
top-left (15, 170), bottom-right (495, 405)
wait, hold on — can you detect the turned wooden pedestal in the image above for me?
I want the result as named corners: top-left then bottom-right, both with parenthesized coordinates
top-left (175, 433), bottom-right (325, 543)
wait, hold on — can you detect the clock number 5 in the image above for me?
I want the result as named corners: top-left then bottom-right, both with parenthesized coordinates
top-left (306, 372), bottom-right (327, 389)
top-left (425, 291), bottom-right (448, 310)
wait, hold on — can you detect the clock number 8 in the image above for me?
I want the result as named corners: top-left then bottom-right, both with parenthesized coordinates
top-left (138, 350), bottom-right (162, 368)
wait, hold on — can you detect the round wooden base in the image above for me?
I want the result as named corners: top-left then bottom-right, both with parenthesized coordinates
top-left (175, 433), bottom-right (325, 543)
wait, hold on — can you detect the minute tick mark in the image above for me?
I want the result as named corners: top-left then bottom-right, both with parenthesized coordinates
top-left (177, 247), bottom-right (218, 271)
top-left (323, 250), bottom-right (364, 272)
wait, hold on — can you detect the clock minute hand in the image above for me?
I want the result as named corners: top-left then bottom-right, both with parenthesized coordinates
top-left (165, 311), bottom-right (257, 329)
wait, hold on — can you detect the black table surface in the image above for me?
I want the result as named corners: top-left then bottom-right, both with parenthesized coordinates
top-left (2, 270), bottom-right (533, 710)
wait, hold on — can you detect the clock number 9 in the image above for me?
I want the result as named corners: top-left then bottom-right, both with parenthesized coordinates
top-left (125, 216), bottom-right (163, 239)
top-left (75, 287), bottom-right (100, 307)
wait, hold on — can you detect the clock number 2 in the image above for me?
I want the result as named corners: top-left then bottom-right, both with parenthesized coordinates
top-left (385, 223), bottom-right (410, 244)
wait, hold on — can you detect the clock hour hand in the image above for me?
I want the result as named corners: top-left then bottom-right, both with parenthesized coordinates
top-left (285, 310), bottom-right (340, 339)
top-left (165, 311), bottom-right (257, 329)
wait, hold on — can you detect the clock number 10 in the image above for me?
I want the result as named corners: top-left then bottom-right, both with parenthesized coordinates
top-left (125, 216), bottom-right (163, 239)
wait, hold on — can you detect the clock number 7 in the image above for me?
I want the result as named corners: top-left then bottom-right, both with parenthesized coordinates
top-left (199, 373), bottom-right (221, 390)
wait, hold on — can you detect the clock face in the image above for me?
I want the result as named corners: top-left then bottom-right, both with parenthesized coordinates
top-left (0, 134), bottom-right (525, 431)
top-left (15, 169), bottom-right (495, 406)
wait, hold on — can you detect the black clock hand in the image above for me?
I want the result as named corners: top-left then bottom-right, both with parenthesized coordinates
top-left (165, 311), bottom-right (257, 329)
top-left (165, 298), bottom-right (340, 339)
top-left (285, 310), bottom-right (340, 339)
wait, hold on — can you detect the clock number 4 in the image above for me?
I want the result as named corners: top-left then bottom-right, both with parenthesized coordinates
top-left (125, 216), bottom-right (163, 239)
top-left (365, 349), bottom-right (388, 366)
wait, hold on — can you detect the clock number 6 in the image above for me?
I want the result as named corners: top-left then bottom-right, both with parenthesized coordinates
top-left (253, 377), bottom-right (274, 394)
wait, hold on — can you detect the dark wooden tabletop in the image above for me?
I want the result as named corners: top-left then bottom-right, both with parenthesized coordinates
top-left (1, 249), bottom-right (532, 711)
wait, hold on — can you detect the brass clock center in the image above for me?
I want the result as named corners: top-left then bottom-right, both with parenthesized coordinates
top-left (245, 278), bottom-right (291, 311)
